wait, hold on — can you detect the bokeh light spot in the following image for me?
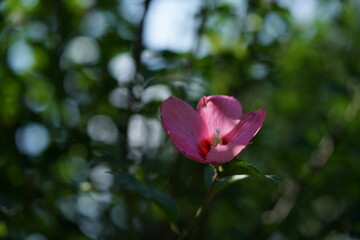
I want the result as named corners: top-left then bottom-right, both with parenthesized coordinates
top-left (7, 41), bottom-right (35, 74)
top-left (15, 123), bottom-right (50, 156)
top-left (62, 36), bottom-right (100, 66)
top-left (87, 115), bottom-right (119, 144)
top-left (108, 53), bottom-right (136, 84)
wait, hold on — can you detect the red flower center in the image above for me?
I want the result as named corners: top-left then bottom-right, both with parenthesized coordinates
top-left (199, 129), bottom-right (228, 157)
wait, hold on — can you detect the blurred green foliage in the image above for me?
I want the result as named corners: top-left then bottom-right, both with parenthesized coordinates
top-left (1, 0), bottom-right (360, 239)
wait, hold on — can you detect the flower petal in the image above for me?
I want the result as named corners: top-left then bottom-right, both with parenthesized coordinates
top-left (206, 142), bottom-right (247, 164)
top-left (167, 133), bottom-right (208, 163)
top-left (161, 96), bottom-right (205, 162)
top-left (197, 95), bottom-right (243, 138)
top-left (225, 108), bottom-right (266, 144)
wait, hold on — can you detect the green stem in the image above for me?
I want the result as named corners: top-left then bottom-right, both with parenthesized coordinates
top-left (181, 165), bottom-right (221, 240)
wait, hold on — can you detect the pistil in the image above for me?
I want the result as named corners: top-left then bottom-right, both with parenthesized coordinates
top-left (211, 128), bottom-right (223, 148)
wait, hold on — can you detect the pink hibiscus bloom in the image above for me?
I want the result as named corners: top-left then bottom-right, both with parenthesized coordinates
top-left (160, 95), bottom-right (266, 164)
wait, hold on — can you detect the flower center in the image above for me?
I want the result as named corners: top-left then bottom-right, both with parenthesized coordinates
top-left (211, 128), bottom-right (223, 148)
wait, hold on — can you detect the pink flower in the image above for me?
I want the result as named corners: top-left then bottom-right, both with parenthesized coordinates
top-left (160, 95), bottom-right (266, 164)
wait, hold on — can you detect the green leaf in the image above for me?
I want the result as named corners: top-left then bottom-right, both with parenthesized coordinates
top-left (215, 175), bottom-right (249, 192)
top-left (221, 160), bottom-right (279, 182)
top-left (113, 173), bottom-right (178, 223)
top-left (204, 166), bottom-right (249, 193)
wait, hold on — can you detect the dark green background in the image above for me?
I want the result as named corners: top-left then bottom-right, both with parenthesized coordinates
top-left (1, 0), bottom-right (360, 239)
